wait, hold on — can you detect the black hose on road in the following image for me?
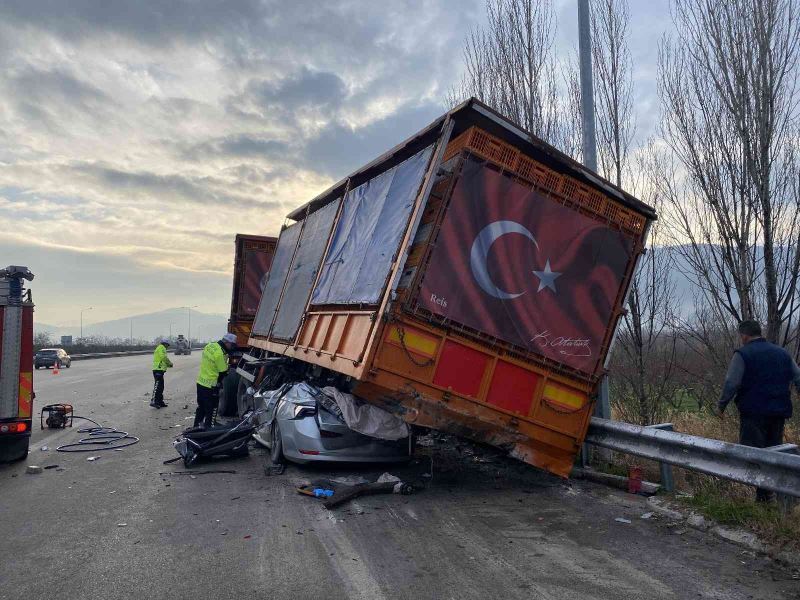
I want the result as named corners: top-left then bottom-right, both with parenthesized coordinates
top-left (55, 416), bottom-right (140, 452)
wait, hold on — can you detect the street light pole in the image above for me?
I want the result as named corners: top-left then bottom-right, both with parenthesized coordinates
top-left (80, 306), bottom-right (93, 340)
top-left (578, 1), bottom-right (611, 451)
top-left (578, 0), bottom-right (598, 172)
top-left (181, 305), bottom-right (199, 349)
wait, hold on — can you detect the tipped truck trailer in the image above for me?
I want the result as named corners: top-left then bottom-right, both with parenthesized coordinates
top-left (0, 266), bottom-right (35, 462)
top-left (243, 98), bottom-right (656, 477)
top-left (228, 234), bottom-right (278, 349)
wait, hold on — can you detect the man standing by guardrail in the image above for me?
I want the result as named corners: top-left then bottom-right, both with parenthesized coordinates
top-left (718, 320), bottom-right (800, 502)
top-left (151, 338), bottom-right (173, 408)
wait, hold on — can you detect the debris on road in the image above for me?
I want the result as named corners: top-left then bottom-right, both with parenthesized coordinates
top-left (87, 456), bottom-right (100, 461)
top-left (640, 512), bottom-right (654, 520)
top-left (40, 446), bottom-right (48, 451)
top-left (614, 517), bottom-right (632, 524)
top-left (26, 465), bottom-right (43, 475)
top-left (43, 465), bottom-right (59, 470)
top-left (158, 470), bottom-right (238, 476)
top-left (117, 523), bottom-right (127, 527)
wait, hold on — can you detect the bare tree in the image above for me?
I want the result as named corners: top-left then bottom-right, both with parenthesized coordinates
top-left (448, 0), bottom-right (568, 148)
top-left (591, 0), bottom-right (634, 188)
top-left (610, 142), bottom-right (683, 424)
top-left (33, 331), bottom-right (52, 350)
top-left (657, 0), bottom-right (800, 356)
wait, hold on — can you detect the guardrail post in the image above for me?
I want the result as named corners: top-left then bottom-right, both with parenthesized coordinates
top-left (766, 443), bottom-right (799, 516)
top-left (593, 377), bottom-right (612, 465)
top-left (645, 423), bottom-right (675, 493)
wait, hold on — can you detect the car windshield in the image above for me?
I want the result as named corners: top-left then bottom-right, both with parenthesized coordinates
top-left (38, 350), bottom-right (58, 355)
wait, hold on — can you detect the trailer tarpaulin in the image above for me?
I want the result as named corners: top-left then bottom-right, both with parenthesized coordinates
top-left (311, 145), bottom-right (434, 306)
top-left (252, 222), bottom-right (302, 337)
top-left (417, 157), bottom-right (634, 376)
top-left (271, 199), bottom-right (341, 340)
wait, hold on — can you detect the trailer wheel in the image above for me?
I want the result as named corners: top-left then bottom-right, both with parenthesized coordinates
top-left (270, 423), bottom-right (284, 464)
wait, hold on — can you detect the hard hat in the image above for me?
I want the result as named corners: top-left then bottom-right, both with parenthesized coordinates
top-left (221, 333), bottom-right (238, 345)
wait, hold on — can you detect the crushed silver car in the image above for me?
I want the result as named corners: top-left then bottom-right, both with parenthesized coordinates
top-left (252, 381), bottom-right (412, 464)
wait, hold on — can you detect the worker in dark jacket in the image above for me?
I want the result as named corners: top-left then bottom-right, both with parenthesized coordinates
top-left (194, 333), bottom-right (238, 429)
top-left (151, 338), bottom-right (173, 408)
top-left (718, 320), bottom-right (800, 501)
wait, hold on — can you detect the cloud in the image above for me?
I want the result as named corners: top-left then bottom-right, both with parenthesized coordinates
top-left (0, 0), bottom-right (673, 324)
top-left (0, 0), bottom-right (264, 48)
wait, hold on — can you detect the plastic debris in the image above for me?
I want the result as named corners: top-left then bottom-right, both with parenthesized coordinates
top-left (615, 517), bottom-right (632, 524)
top-left (26, 465), bottom-right (43, 474)
top-left (86, 456), bottom-right (100, 461)
top-left (117, 523), bottom-right (127, 527)
top-left (40, 445), bottom-right (48, 451)
top-left (313, 488), bottom-right (335, 498)
top-left (640, 512), bottom-right (654, 520)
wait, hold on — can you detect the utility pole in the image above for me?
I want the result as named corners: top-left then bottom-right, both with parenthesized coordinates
top-left (181, 305), bottom-right (198, 349)
top-left (578, 1), bottom-right (611, 443)
top-left (578, 0), bottom-right (597, 172)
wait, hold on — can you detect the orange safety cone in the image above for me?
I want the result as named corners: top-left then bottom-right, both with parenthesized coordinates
top-left (52, 363), bottom-right (60, 375)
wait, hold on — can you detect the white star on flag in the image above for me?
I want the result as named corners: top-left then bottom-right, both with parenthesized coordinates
top-left (532, 259), bottom-right (562, 293)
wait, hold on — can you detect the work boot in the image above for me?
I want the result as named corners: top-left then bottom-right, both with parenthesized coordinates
top-left (156, 402), bottom-right (168, 408)
top-left (149, 401), bottom-right (157, 407)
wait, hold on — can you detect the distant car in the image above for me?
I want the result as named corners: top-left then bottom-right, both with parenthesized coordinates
top-left (34, 348), bottom-right (71, 369)
top-left (251, 381), bottom-right (412, 465)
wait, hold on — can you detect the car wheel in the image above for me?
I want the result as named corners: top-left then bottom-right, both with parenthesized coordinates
top-left (66, 361), bottom-right (71, 368)
top-left (35, 365), bottom-right (39, 370)
top-left (270, 422), bottom-right (284, 464)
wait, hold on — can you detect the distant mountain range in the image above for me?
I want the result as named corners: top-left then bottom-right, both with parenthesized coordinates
top-left (34, 308), bottom-right (228, 343)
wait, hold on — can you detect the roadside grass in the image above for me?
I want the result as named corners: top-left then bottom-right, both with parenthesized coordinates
top-left (677, 477), bottom-right (800, 549)
top-left (601, 408), bottom-right (800, 552)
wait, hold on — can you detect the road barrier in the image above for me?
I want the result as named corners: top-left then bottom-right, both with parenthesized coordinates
top-left (585, 417), bottom-right (800, 498)
top-left (70, 348), bottom-right (202, 361)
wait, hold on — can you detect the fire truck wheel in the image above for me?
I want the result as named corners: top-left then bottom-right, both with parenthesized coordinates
top-left (0, 438), bottom-right (29, 462)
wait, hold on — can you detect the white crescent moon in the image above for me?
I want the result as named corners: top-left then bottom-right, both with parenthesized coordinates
top-left (469, 220), bottom-right (539, 299)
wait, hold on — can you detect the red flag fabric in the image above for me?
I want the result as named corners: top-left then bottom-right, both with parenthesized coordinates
top-left (241, 248), bottom-right (274, 316)
top-left (417, 157), bottom-right (634, 376)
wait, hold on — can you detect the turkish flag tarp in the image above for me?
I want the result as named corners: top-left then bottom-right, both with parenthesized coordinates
top-left (417, 157), bottom-right (634, 376)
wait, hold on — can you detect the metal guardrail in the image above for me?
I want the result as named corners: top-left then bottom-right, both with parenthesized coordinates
top-left (69, 347), bottom-right (202, 361)
top-left (585, 417), bottom-right (800, 498)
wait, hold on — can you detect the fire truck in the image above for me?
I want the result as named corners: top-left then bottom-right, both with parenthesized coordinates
top-left (0, 266), bottom-right (35, 462)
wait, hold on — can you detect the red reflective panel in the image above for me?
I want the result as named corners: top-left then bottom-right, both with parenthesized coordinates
top-left (432, 340), bottom-right (488, 398)
top-left (486, 361), bottom-right (538, 415)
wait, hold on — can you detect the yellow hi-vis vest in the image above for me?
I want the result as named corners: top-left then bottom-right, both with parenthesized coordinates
top-left (152, 344), bottom-right (173, 371)
top-left (197, 341), bottom-right (228, 388)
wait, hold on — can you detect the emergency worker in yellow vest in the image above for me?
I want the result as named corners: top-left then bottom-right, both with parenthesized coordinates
top-left (151, 338), bottom-right (173, 408)
top-left (194, 333), bottom-right (238, 428)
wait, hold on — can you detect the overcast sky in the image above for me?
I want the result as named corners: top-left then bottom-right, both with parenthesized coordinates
top-left (0, 0), bottom-right (670, 326)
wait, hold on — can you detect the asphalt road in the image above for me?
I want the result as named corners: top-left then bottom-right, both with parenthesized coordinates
top-left (1, 354), bottom-right (797, 600)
